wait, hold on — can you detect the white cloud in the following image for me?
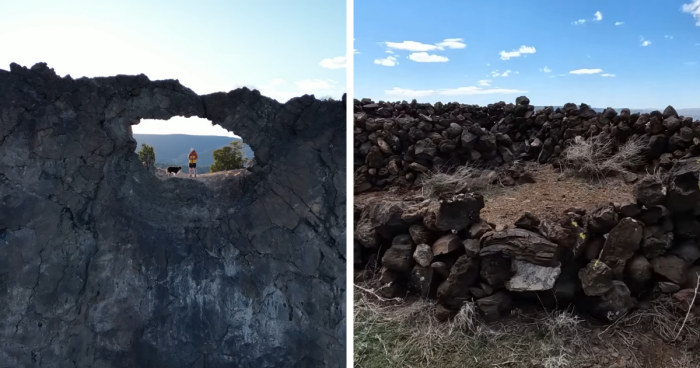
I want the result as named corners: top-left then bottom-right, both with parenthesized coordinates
top-left (499, 45), bottom-right (536, 60)
top-left (501, 70), bottom-right (512, 77)
top-left (385, 38), bottom-right (466, 52)
top-left (385, 50), bottom-right (394, 54)
top-left (641, 39), bottom-right (651, 46)
top-left (294, 79), bottom-right (336, 92)
top-left (385, 87), bottom-right (435, 97)
top-left (354, 49), bottom-right (360, 54)
top-left (438, 86), bottom-right (527, 96)
top-left (386, 85), bottom-right (528, 97)
top-left (601, 73), bottom-right (616, 77)
top-left (615, 21), bottom-right (624, 25)
top-left (385, 41), bottom-right (437, 51)
top-left (665, 35), bottom-right (674, 40)
top-left (572, 19), bottom-right (586, 25)
top-left (435, 38), bottom-right (467, 49)
top-left (486, 63), bottom-right (491, 66)
top-left (478, 79), bottom-right (491, 86)
top-left (540, 66), bottom-right (552, 73)
top-left (594, 11), bottom-right (603, 21)
top-left (490, 70), bottom-right (501, 77)
top-left (682, 0), bottom-right (700, 25)
top-left (374, 56), bottom-right (398, 67)
top-left (408, 52), bottom-right (449, 62)
top-left (569, 68), bottom-right (603, 74)
top-left (319, 56), bottom-right (346, 69)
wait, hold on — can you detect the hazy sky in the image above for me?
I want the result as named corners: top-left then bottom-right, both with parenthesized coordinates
top-left (354, 0), bottom-right (700, 109)
top-left (0, 0), bottom-right (346, 137)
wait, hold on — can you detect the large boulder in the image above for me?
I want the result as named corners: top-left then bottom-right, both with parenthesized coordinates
top-left (382, 234), bottom-right (416, 272)
top-left (505, 260), bottom-right (561, 292)
top-left (437, 255), bottom-right (480, 309)
top-left (413, 243), bottom-right (434, 267)
top-left (664, 159), bottom-right (700, 213)
top-left (476, 291), bottom-right (513, 322)
top-left (633, 177), bottom-right (666, 208)
top-left (624, 255), bottom-right (653, 293)
top-left (480, 228), bottom-right (560, 266)
top-left (651, 255), bottom-right (688, 285)
top-left (599, 218), bottom-right (644, 278)
top-left (435, 193), bottom-right (485, 232)
top-left (590, 281), bottom-right (636, 322)
top-left (579, 260), bottom-right (614, 296)
top-left (432, 234), bottom-right (463, 256)
top-left (587, 204), bottom-right (619, 235)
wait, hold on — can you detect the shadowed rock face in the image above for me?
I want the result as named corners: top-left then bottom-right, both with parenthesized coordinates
top-left (0, 63), bottom-right (346, 368)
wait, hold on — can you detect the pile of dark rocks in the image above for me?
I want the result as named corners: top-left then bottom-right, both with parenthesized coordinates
top-left (354, 158), bottom-right (700, 323)
top-left (354, 96), bottom-right (700, 193)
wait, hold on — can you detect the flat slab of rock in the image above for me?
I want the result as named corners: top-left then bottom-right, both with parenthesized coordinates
top-left (505, 260), bottom-right (561, 292)
top-left (651, 255), bottom-right (688, 284)
top-left (432, 234), bottom-right (462, 256)
top-left (480, 228), bottom-right (560, 266)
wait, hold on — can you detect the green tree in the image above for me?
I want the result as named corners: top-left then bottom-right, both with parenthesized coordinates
top-left (210, 141), bottom-right (249, 172)
top-left (137, 143), bottom-right (156, 169)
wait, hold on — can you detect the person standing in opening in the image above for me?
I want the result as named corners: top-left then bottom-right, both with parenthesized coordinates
top-left (188, 148), bottom-right (198, 177)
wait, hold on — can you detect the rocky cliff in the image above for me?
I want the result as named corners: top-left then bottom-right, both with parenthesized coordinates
top-left (0, 63), bottom-right (346, 368)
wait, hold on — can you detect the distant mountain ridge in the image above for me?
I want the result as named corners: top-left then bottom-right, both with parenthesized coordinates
top-left (533, 106), bottom-right (700, 120)
top-left (133, 134), bottom-right (253, 167)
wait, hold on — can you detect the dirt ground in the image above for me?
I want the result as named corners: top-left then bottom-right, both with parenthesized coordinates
top-left (478, 165), bottom-right (635, 226)
top-left (355, 165), bottom-right (636, 226)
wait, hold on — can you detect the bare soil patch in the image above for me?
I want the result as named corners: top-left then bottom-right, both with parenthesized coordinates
top-left (354, 164), bottom-right (635, 226)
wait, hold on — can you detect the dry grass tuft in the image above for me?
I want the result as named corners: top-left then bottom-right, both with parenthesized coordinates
top-left (561, 135), bottom-right (647, 180)
top-left (420, 164), bottom-right (499, 199)
top-left (354, 282), bottom-right (593, 368)
top-left (354, 280), bottom-right (700, 368)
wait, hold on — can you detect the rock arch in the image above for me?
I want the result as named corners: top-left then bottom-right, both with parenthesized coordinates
top-left (0, 63), bottom-right (346, 368)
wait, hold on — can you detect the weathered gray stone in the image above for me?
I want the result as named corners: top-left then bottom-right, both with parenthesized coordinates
top-left (413, 243), bottom-right (434, 267)
top-left (0, 63), bottom-right (346, 368)
top-left (505, 260), bottom-right (561, 292)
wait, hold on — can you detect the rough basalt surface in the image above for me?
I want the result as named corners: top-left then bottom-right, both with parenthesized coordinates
top-left (354, 96), bottom-right (700, 192)
top-left (0, 63), bottom-right (346, 368)
top-left (355, 154), bottom-right (700, 324)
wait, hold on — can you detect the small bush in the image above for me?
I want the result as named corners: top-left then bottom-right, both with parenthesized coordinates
top-left (137, 143), bottom-right (156, 169)
top-left (560, 135), bottom-right (646, 179)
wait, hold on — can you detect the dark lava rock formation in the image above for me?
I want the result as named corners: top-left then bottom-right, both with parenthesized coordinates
top-left (354, 97), bottom-right (700, 192)
top-left (0, 63), bottom-right (346, 368)
top-left (355, 158), bottom-right (700, 325)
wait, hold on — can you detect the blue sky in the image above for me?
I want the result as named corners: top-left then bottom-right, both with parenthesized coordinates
top-left (354, 0), bottom-right (700, 109)
top-left (0, 0), bottom-right (346, 136)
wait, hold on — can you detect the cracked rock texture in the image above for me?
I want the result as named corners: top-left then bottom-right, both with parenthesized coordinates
top-left (0, 63), bottom-right (346, 368)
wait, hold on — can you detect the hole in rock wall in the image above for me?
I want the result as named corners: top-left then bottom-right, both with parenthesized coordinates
top-left (131, 116), bottom-right (254, 175)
